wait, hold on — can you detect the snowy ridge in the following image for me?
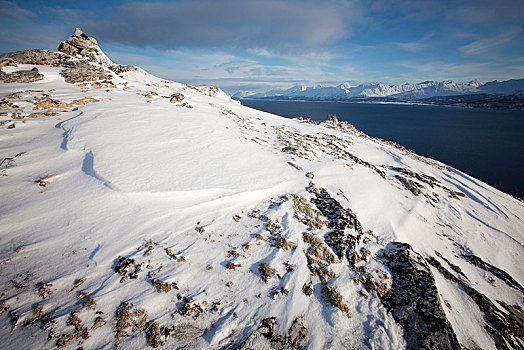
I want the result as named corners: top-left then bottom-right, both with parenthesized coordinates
top-left (0, 30), bottom-right (523, 350)
top-left (240, 78), bottom-right (524, 100)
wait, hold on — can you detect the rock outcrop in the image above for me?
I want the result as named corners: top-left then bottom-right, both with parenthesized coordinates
top-left (1, 67), bottom-right (43, 83)
top-left (427, 256), bottom-right (524, 349)
top-left (0, 50), bottom-right (70, 66)
top-left (60, 61), bottom-right (109, 84)
top-left (239, 317), bottom-right (308, 349)
top-left (58, 27), bottom-right (114, 67)
top-left (379, 242), bottom-right (461, 350)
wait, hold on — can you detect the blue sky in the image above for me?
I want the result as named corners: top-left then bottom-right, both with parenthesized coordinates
top-left (1, 0), bottom-right (523, 93)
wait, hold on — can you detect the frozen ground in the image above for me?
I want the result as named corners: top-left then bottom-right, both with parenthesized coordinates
top-left (0, 33), bottom-right (523, 350)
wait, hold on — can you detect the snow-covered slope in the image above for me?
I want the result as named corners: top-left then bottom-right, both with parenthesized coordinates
top-left (243, 79), bottom-right (524, 100)
top-left (479, 79), bottom-right (524, 94)
top-left (231, 90), bottom-right (255, 99)
top-left (1, 30), bottom-right (523, 350)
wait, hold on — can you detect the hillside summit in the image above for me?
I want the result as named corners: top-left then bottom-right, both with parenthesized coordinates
top-left (0, 29), bottom-right (523, 349)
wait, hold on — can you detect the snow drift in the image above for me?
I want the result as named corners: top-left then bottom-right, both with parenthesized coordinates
top-left (0, 29), bottom-right (523, 350)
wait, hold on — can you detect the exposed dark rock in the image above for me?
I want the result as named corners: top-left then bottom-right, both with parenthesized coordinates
top-left (75, 27), bottom-right (85, 37)
top-left (496, 301), bottom-right (524, 342)
top-left (321, 113), bottom-right (357, 132)
top-left (282, 146), bottom-right (298, 153)
top-left (391, 167), bottom-right (465, 199)
top-left (0, 50), bottom-right (70, 66)
top-left (238, 317), bottom-right (307, 349)
top-left (326, 114), bottom-right (338, 125)
top-left (461, 253), bottom-right (524, 293)
top-left (60, 61), bottom-right (109, 84)
top-left (346, 151), bottom-right (385, 178)
top-left (395, 175), bottom-right (423, 196)
top-left (434, 251), bottom-right (468, 280)
top-left (287, 161), bottom-right (303, 170)
top-left (114, 257), bottom-right (134, 275)
top-left (308, 185), bottom-right (363, 260)
top-left (169, 93), bottom-right (185, 103)
top-left (109, 64), bottom-right (134, 75)
top-left (447, 190), bottom-right (466, 199)
top-left (258, 263), bottom-right (278, 283)
top-left (391, 167), bottom-right (439, 188)
top-left (427, 256), bottom-right (523, 349)
top-left (379, 242), bottom-right (460, 350)
top-left (172, 324), bottom-right (205, 340)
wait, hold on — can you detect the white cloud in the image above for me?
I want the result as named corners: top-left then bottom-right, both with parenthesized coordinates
top-left (460, 27), bottom-right (522, 56)
top-left (88, 0), bottom-right (364, 54)
top-left (0, 0), bottom-right (33, 19)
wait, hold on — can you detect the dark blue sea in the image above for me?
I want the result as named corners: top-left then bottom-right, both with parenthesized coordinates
top-left (241, 99), bottom-right (524, 197)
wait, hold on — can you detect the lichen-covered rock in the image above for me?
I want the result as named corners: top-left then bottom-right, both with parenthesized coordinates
top-left (33, 97), bottom-right (99, 110)
top-left (0, 57), bottom-right (17, 67)
top-left (114, 257), bottom-right (134, 275)
top-left (1, 68), bottom-right (43, 83)
top-left (110, 64), bottom-right (134, 75)
top-left (0, 50), bottom-right (70, 66)
top-left (60, 61), bottom-right (109, 84)
top-left (27, 111), bottom-right (59, 118)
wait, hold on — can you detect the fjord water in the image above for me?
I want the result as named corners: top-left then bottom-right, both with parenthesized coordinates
top-left (241, 99), bottom-right (524, 197)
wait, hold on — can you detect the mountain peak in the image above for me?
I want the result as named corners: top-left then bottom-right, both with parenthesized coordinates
top-left (58, 27), bottom-right (114, 67)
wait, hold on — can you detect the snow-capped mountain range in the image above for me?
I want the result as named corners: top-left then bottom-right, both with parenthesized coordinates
top-left (1, 29), bottom-right (523, 349)
top-left (233, 78), bottom-right (524, 100)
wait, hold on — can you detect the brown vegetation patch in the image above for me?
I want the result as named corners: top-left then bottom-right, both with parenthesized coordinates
top-left (321, 285), bottom-right (351, 318)
top-left (290, 194), bottom-right (326, 230)
top-left (115, 302), bottom-right (148, 338)
top-left (151, 279), bottom-right (179, 293)
top-left (259, 263), bottom-right (278, 283)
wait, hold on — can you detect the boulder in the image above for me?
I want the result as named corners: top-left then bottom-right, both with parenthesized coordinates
top-left (327, 114), bottom-right (338, 125)
top-left (74, 27), bottom-right (84, 37)
top-left (169, 93), bottom-right (185, 103)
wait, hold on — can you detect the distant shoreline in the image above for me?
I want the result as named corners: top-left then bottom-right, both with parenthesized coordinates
top-left (237, 95), bottom-right (524, 111)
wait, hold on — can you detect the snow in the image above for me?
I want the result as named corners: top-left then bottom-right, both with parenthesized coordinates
top-left (241, 78), bottom-right (524, 100)
top-left (1, 55), bottom-right (523, 350)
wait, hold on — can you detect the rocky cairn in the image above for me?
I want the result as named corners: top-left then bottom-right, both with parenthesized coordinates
top-left (58, 27), bottom-right (114, 67)
top-left (0, 28), bottom-right (130, 84)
